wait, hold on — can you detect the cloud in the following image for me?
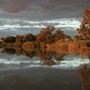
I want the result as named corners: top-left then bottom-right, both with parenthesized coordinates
top-left (0, 0), bottom-right (33, 13)
top-left (3, 5), bottom-right (25, 13)
top-left (0, 0), bottom-right (89, 20)
top-left (0, 0), bottom-right (89, 14)
top-left (0, 0), bottom-right (52, 13)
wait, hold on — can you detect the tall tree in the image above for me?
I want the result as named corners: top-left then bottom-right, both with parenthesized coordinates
top-left (74, 7), bottom-right (90, 40)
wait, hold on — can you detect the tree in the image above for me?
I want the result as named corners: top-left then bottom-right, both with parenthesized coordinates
top-left (73, 7), bottom-right (90, 40)
top-left (55, 29), bottom-right (71, 41)
top-left (36, 25), bottom-right (55, 43)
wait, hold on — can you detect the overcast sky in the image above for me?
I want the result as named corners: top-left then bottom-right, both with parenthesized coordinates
top-left (0, 0), bottom-right (89, 20)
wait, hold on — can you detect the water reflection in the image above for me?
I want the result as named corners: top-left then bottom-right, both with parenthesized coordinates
top-left (78, 64), bottom-right (90, 90)
top-left (0, 47), bottom-right (90, 90)
top-left (1, 47), bottom-right (65, 66)
top-left (0, 47), bottom-right (90, 68)
top-left (0, 69), bottom-right (81, 90)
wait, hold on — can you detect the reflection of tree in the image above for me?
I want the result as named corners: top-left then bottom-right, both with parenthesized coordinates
top-left (36, 49), bottom-right (51, 61)
top-left (78, 64), bottom-right (90, 90)
top-left (23, 50), bottom-right (36, 58)
top-left (1, 48), bottom-right (16, 55)
top-left (1, 47), bottom-right (65, 66)
top-left (2, 46), bottom-right (90, 66)
top-left (36, 50), bottom-right (56, 66)
top-left (42, 60), bottom-right (56, 66)
top-left (0, 41), bottom-right (2, 48)
top-left (54, 54), bottom-right (64, 61)
top-left (2, 45), bottom-right (90, 65)
top-left (15, 47), bottom-right (23, 55)
top-left (1, 47), bottom-right (36, 59)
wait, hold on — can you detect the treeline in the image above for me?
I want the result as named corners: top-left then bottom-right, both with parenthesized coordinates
top-left (0, 25), bottom-right (71, 47)
top-left (1, 7), bottom-right (90, 54)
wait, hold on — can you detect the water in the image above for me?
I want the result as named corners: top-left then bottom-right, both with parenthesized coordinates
top-left (0, 44), bottom-right (89, 90)
top-left (0, 19), bottom-right (89, 90)
top-left (0, 68), bottom-right (82, 90)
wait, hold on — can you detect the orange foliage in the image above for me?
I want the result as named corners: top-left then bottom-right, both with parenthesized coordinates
top-left (74, 7), bottom-right (90, 40)
top-left (22, 42), bottom-right (36, 52)
top-left (78, 64), bottom-right (90, 90)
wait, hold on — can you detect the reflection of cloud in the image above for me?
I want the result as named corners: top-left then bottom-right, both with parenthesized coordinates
top-left (0, 58), bottom-right (89, 70)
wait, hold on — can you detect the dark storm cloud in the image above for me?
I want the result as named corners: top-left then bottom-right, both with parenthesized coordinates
top-left (0, 0), bottom-right (89, 13)
top-left (0, 0), bottom-right (89, 20)
top-left (0, 0), bottom-right (50, 13)
top-left (0, 0), bottom-right (33, 13)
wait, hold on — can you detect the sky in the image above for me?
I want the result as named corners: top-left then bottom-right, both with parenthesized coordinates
top-left (0, 0), bottom-right (90, 20)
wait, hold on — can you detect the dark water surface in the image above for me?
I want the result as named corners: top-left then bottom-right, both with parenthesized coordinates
top-left (0, 28), bottom-right (89, 90)
top-left (0, 47), bottom-right (89, 90)
top-left (0, 68), bottom-right (82, 90)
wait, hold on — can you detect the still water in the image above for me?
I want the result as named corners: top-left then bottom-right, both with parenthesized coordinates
top-left (0, 27), bottom-right (89, 90)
